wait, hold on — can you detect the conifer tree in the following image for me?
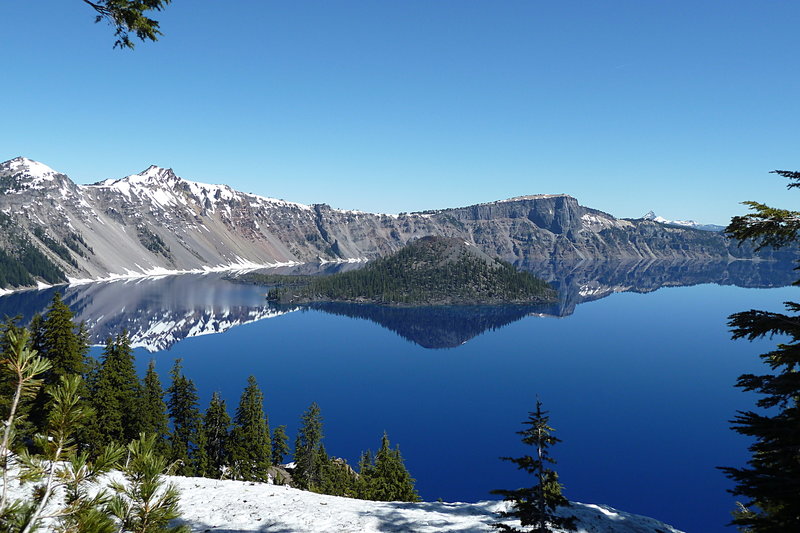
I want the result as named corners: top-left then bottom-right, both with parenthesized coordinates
top-left (355, 449), bottom-right (375, 499)
top-left (229, 376), bottom-right (271, 481)
top-left (166, 359), bottom-right (206, 477)
top-left (90, 332), bottom-right (143, 446)
top-left (293, 402), bottom-right (323, 490)
top-left (108, 433), bottom-right (188, 533)
top-left (29, 293), bottom-right (89, 433)
top-left (316, 447), bottom-right (358, 497)
top-left (491, 400), bottom-right (576, 532)
top-left (204, 391), bottom-right (231, 479)
top-left (719, 169), bottom-right (800, 532)
top-left (140, 359), bottom-right (170, 457)
top-left (271, 424), bottom-right (289, 466)
top-left (367, 432), bottom-right (419, 502)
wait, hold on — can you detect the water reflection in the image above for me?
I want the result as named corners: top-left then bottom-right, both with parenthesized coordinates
top-left (0, 259), bottom-right (795, 350)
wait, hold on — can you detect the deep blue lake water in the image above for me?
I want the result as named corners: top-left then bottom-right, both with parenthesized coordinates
top-left (1, 260), bottom-right (795, 533)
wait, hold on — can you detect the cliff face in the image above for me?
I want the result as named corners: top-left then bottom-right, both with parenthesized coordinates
top-left (0, 157), bottom-right (788, 288)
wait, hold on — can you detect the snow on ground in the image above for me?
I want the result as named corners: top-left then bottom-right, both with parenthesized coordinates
top-left (171, 475), bottom-right (685, 533)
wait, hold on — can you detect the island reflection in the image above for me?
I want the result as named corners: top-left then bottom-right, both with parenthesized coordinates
top-left (0, 259), bottom-right (794, 350)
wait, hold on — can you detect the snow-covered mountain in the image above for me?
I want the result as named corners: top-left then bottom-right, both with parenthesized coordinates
top-left (0, 157), bottom-right (785, 290)
top-left (642, 211), bottom-right (726, 232)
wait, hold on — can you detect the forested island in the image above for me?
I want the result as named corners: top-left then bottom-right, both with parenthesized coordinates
top-left (237, 236), bottom-right (557, 306)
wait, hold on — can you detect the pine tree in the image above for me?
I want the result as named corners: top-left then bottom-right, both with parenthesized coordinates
top-left (366, 432), bottom-right (419, 502)
top-left (107, 433), bottom-right (189, 533)
top-left (140, 359), bottom-right (170, 457)
top-left (271, 424), bottom-right (289, 466)
top-left (293, 402), bottom-right (323, 490)
top-left (204, 391), bottom-right (231, 479)
top-left (719, 169), bottom-right (800, 532)
top-left (90, 332), bottom-right (143, 446)
top-left (166, 359), bottom-right (206, 477)
top-left (29, 293), bottom-right (89, 434)
top-left (491, 400), bottom-right (577, 532)
top-left (355, 449), bottom-right (375, 499)
top-left (316, 447), bottom-right (358, 498)
top-left (229, 376), bottom-right (271, 481)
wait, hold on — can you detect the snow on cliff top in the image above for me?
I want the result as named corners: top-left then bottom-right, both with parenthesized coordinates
top-left (171, 475), bottom-right (685, 533)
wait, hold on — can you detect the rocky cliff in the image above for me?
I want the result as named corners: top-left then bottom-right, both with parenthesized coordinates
top-left (0, 157), bottom-right (788, 289)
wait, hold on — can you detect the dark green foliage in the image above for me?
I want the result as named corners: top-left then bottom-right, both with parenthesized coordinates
top-left (136, 224), bottom-right (172, 259)
top-left (357, 433), bottom-right (419, 502)
top-left (293, 402), bottom-right (324, 490)
top-left (266, 236), bottom-right (556, 306)
top-left (229, 376), bottom-right (271, 481)
top-left (719, 170), bottom-right (800, 532)
top-left (0, 213), bottom-right (67, 288)
top-left (140, 360), bottom-right (170, 457)
top-left (492, 400), bottom-right (576, 532)
top-left (41, 293), bottom-right (87, 380)
top-left (166, 359), bottom-right (207, 476)
top-left (83, 0), bottom-right (173, 49)
top-left (316, 447), bottom-right (358, 498)
top-left (30, 293), bottom-right (89, 434)
top-left (89, 332), bottom-right (143, 445)
top-left (31, 226), bottom-right (78, 268)
top-left (108, 433), bottom-right (189, 533)
top-left (204, 391), bottom-right (231, 479)
top-left (271, 424), bottom-right (289, 466)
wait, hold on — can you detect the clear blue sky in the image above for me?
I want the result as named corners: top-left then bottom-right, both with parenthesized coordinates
top-left (2, 1), bottom-right (798, 223)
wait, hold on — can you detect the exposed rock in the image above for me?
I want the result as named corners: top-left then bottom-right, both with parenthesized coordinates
top-left (0, 157), bottom-right (791, 289)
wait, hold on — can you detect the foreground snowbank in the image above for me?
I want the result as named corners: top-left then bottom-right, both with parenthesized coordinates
top-left (171, 475), bottom-right (685, 533)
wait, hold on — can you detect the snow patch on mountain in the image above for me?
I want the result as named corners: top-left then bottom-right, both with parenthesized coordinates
top-left (642, 211), bottom-right (725, 232)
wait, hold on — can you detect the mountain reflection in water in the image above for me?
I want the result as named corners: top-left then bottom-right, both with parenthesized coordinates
top-left (0, 259), bottom-right (795, 350)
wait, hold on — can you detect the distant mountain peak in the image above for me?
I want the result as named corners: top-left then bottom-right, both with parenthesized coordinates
top-left (641, 211), bottom-right (725, 232)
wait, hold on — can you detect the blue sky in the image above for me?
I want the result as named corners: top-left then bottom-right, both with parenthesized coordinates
top-left (2, 1), bottom-right (798, 223)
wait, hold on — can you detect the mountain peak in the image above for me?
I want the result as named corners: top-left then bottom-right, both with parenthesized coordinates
top-left (134, 165), bottom-right (180, 183)
top-left (2, 156), bottom-right (60, 180)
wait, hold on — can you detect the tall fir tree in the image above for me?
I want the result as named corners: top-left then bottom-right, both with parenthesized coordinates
top-left (140, 359), bottom-right (170, 457)
top-left (719, 169), bottom-right (800, 532)
top-left (166, 359), bottom-right (207, 477)
top-left (491, 400), bottom-right (576, 532)
top-left (89, 331), bottom-right (143, 446)
top-left (293, 402), bottom-right (323, 490)
top-left (271, 424), bottom-right (289, 466)
top-left (204, 391), bottom-right (231, 479)
top-left (229, 376), bottom-right (271, 481)
top-left (363, 432), bottom-right (419, 502)
top-left (29, 293), bottom-right (89, 434)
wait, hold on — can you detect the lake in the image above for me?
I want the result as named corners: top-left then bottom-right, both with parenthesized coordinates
top-left (1, 259), bottom-right (795, 533)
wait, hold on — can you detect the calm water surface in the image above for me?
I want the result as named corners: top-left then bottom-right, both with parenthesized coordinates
top-left (2, 261), bottom-right (795, 533)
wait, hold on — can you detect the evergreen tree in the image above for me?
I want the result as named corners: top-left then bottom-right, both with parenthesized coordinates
top-left (316, 447), bottom-right (358, 498)
top-left (203, 391), bottom-right (231, 479)
top-left (29, 293), bottom-right (88, 434)
top-left (719, 169), bottom-right (800, 532)
top-left (355, 449), bottom-right (375, 500)
top-left (491, 400), bottom-right (576, 532)
top-left (365, 432), bottom-right (419, 502)
top-left (293, 402), bottom-right (323, 490)
top-left (108, 433), bottom-right (189, 533)
top-left (41, 292), bottom-right (85, 379)
top-left (90, 332), bottom-right (143, 446)
top-left (271, 424), bottom-right (289, 466)
top-left (83, 0), bottom-right (174, 49)
top-left (166, 359), bottom-right (206, 477)
top-left (140, 360), bottom-right (170, 457)
top-left (229, 376), bottom-right (271, 481)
